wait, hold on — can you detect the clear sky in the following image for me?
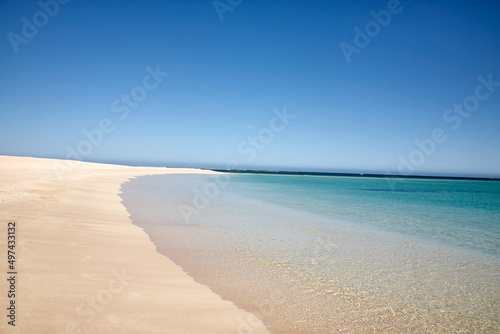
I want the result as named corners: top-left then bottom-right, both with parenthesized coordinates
top-left (1, 0), bottom-right (499, 177)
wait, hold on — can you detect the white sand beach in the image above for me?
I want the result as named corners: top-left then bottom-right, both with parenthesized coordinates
top-left (0, 155), bottom-right (270, 334)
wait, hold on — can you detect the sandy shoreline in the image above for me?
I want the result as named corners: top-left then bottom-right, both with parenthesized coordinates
top-left (0, 155), bottom-right (270, 333)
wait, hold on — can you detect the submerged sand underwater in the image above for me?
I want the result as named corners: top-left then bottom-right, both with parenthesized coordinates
top-left (122, 173), bottom-right (500, 333)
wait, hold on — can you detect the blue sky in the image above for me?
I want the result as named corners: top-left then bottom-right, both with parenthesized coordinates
top-left (1, 0), bottom-right (499, 176)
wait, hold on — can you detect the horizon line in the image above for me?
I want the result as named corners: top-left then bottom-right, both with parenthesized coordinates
top-left (2, 154), bottom-right (499, 180)
top-left (208, 169), bottom-right (500, 181)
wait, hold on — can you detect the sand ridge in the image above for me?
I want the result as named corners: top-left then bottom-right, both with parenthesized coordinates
top-left (0, 155), bottom-right (270, 334)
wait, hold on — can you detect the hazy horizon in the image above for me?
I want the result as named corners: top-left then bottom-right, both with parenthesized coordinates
top-left (5, 153), bottom-right (500, 179)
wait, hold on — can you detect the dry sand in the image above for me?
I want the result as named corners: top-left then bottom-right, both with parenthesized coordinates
top-left (0, 155), bottom-right (270, 334)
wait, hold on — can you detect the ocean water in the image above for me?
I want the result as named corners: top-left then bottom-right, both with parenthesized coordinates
top-left (120, 173), bottom-right (500, 333)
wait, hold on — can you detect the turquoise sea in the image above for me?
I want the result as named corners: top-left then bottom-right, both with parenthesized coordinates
top-left (121, 173), bottom-right (500, 333)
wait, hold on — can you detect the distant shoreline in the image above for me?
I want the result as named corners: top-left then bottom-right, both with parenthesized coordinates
top-left (209, 169), bottom-right (500, 181)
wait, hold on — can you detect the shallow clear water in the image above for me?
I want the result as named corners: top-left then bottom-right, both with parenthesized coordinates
top-left (121, 173), bottom-right (500, 333)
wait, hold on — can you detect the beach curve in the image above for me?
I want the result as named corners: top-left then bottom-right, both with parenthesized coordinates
top-left (0, 155), bottom-right (270, 334)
